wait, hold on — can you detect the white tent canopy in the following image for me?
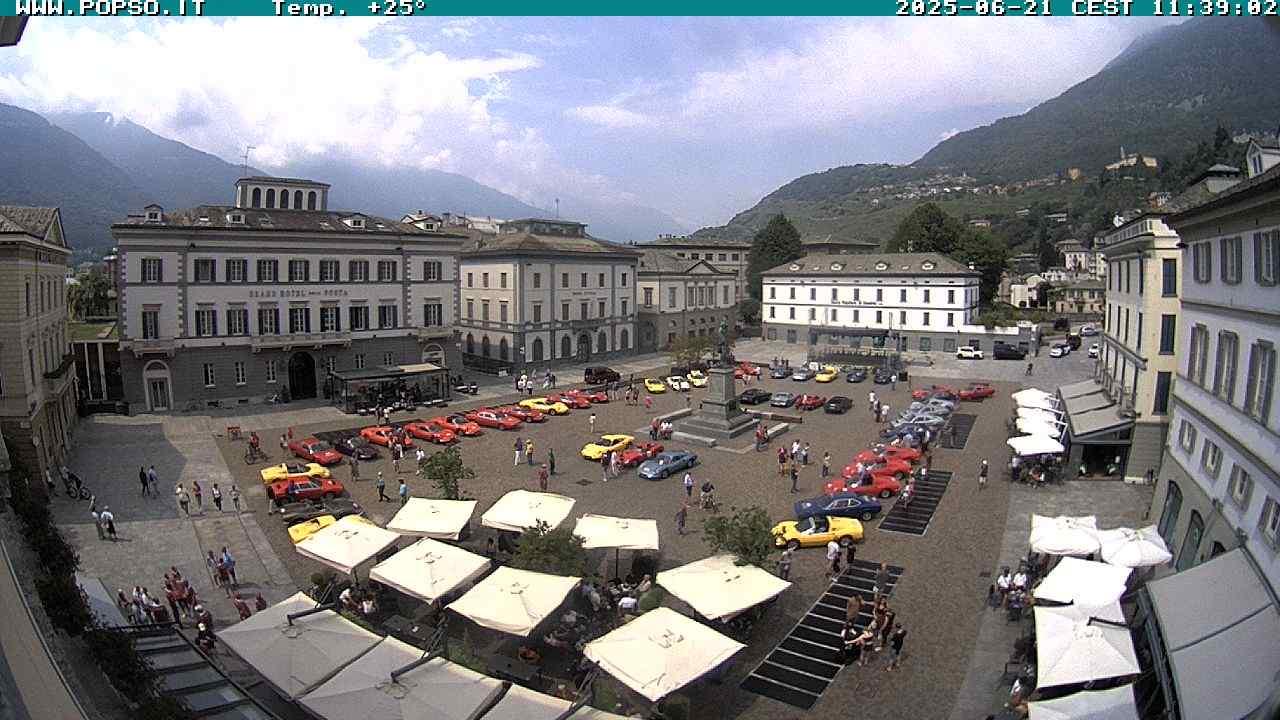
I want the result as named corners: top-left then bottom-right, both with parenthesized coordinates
top-left (655, 554), bottom-right (791, 621)
top-left (481, 490), bottom-right (576, 532)
top-left (1013, 388), bottom-right (1058, 405)
top-left (1016, 407), bottom-right (1064, 424)
top-left (217, 592), bottom-right (381, 699)
top-left (573, 514), bottom-right (660, 551)
top-left (385, 498), bottom-right (477, 540)
top-left (1007, 434), bottom-right (1066, 457)
top-left (447, 566), bottom-right (579, 637)
top-left (1027, 684), bottom-right (1139, 720)
top-left (296, 515), bottom-right (402, 576)
top-left (299, 637), bottom-right (503, 720)
top-left (1033, 557), bottom-right (1132, 607)
top-left (1030, 515), bottom-right (1101, 556)
top-left (1034, 602), bottom-right (1138, 688)
top-left (1097, 525), bottom-right (1173, 568)
top-left (1016, 418), bottom-right (1064, 437)
top-left (584, 607), bottom-right (745, 702)
top-left (370, 538), bottom-right (490, 604)
top-left (484, 683), bottom-right (630, 720)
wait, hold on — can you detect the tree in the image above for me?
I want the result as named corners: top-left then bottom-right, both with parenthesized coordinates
top-left (508, 520), bottom-right (588, 577)
top-left (1035, 280), bottom-right (1054, 308)
top-left (887, 203), bottom-right (967, 254)
top-left (702, 505), bottom-right (776, 568)
top-left (1035, 222), bottom-right (1058, 272)
top-left (737, 297), bottom-right (760, 325)
top-left (667, 335), bottom-right (712, 367)
top-left (67, 268), bottom-right (112, 320)
top-left (417, 446), bottom-right (474, 500)
top-left (745, 214), bottom-right (803, 302)
top-left (954, 229), bottom-right (1009, 309)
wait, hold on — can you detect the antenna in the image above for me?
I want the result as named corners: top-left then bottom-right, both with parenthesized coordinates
top-left (242, 145), bottom-right (256, 176)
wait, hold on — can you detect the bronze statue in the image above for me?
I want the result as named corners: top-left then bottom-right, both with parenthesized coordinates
top-left (716, 319), bottom-right (735, 367)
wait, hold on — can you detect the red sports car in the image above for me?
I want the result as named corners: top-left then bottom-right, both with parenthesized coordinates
top-left (288, 437), bottom-right (343, 466)
top-left (851, 446), bottom-right (922, 467)
top-left (958, 383), bottom-right (996, 401)
top-left (841, 456), bottom-right (913, 481)
top-left (547, 393), bottom-right (592, 409)
top-left (496, 405), bottom-right (546, 423)
top-left (402, 421), bottom-right (457, 444)
top-left (432, 415), bottom-right (483, 437)
top-left (566, 388), bottom-right (608, 403)
top-left (619, 441), bottom-right (664, 467)
top-left (360, 426), bottom-right (414, 448)
top-left (912, 384), bottom-right (958, 401)
top-left (466, 409), bottom-right (522, 430)
top-left (795, 394), bottom-right (826, 410)
top-left (737, 362), bottom-right (761, 376)
top-left (266, 477), bottom-right (346, 504)
top-left (824, 473), bottom-right (902, 499)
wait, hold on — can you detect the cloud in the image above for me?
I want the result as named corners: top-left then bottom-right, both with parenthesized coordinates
top-left (565, 104), bottom-right (650, 128)
top-left (938, 128), bottom-right (961, 142)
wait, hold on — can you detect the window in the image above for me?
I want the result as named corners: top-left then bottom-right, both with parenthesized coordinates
top-left (325, 356), bottom-right (336, 373)
top-left (622, 298), bottom-right (629, 316)
top-left (1178, 419), bottom-right (1198, 453)
top-left (1176, 510), bottom-right (1204, 571)
top-left (899, 310), bottom-right (907, 325)
top-left (234, 361), bottom-right (246, 386)
top-left (561, 273), bottom-right (569, 288)
top-left (320, 260), bottom-right (339, 282)
top-left (265, 359), bottom-right (277, 383)
top-left (809, 308), bottom-right (816, 321)
top-left (598, 273), bottom-right (605, 287)
top-left (194, 258), bottom-right (215, 283)
top-left (1123, 308), bottom-right (1130, 345)
top-left (899, 289), bottom-right (907, 303)
top-left (831, 287), bottom-right (839, 302)
top-left (350, 261), bottom-right (369, 282)
top-left (378, 304), bottom-right (398, 329)
top-left (923, 289), bottom-right (930, 303)
top-left (922, 311), bottom-right (930, 326)
top-left (319, 306), bottom-right (340, 332)
top-left (580, 273), bottom-right (588, 287)
top-left (769, 307), bottom-right (776, 319)
top-left (1157, 481), bottom-right (1182, 545)
top-left (1159, 315), bottom-right (1176, 354)
top-left (226, 259), bottom-right (247, 283)
top-left (194, 308), bottom-right (217, 337)
top-left (141, 310), bottom-right (159, 339)
top-left (810, 288), bottom-right (816, 301)
top-left (349, 305), bottom-right (369, 331)
top-left (1200, 440), bottom-right (1222, 478)
top-left (288, 259), bottom-right (310, 282)
top-left (289, 306), bottom-right (310, 333)
top-left (1244, 341), bottom-right (1276, 423)
top-left (643, 288), bottom-right (653, 306)
top-left (1188, 324), bottom-right (1209, 386)
top-left (1221, 236), bottom-right (1242, 284)
top-left (769, 287), bottom-right (776, 300)
top-left (532, 304), bottom-right (542, 323)
top-left (723, 286), bottom-right (730, 305)
top-left (789, 287), bottom-right (796, 300)
top-left (258, 259), bottom-right (279, 283)
top-left (876, 289), bottom-right (883, 302)
top-left (561, 303), bottom-right (570, 321)
top-left (621, 272), bottom-right (628, 287)
top-left (142, 258), bottom-right (162, 284)
top-left (947, 289), bottom-right (955, 304)
top-left (1153, 371), bottom-right (1172, 415)
top-left (465, 299), bottom-right (474, 319)
top-left (1213, 331), bottom-right (1239, 402)
top-left (789, 308), bottom-right (796, 320)
top-left (1137, 312), bottom-right (1144, 351)
top-left (947, 313), bottom-right (954, 327)
top-left (1192, 242), bottom-right (1212, 283)
top-left (355, 353), bottom-right (365, 370)
top-left (423, 303), bottom-right (443, 327)
top-left (580, 302), bottom-right (589, 319)
top-left (853, 288), bottom-right (860, 302)
top-left (383, 352), bottom-right (395, 366)
top-left (499, 302), bottom-right (509, 323)
top-left (875, 310), bottom-right (882, 324)
top-left (466, 272), bottom-right (474, 288)
top-left (668, 287), bottom-right (677, 308)
top-left (481, 272), bottom-right (489, 288)
top-left (227, 308), bottom-right (248, 335)
top-left (481, 301), bottom-right (489, 321)
top-left (1261, 497), bottom-right (1280, 546)
top-left (202, 363), bottom-right (215, 387)
top-left (1139, 257), bottom-right (1145, 295)
top-left (423, 261), bottom-right (443, 282)
top-left (1256, 230), bottom-right (1278, 286)
top-left (853, 309), bottom-right (859, 322)
top-left (1161, 258), bottom-right (1177, 295)
top-left (598, 300), bottom-right (606, 317)
top-left (258, 307), bottom-right (279, 334)
top-left (377, 261), bottom-right (397, 282)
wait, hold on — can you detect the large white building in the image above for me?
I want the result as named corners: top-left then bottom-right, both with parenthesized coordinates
top-left (761, 253), bottom-right (1028, 353)
top-left (635, 249), bottom-right (738, 351)
top-left (457, 219), bottom-right (640, 372)
top-left (112, 178), bottom-right (463, 411)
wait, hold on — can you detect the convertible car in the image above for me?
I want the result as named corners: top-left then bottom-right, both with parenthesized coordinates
top-left (841, 456), bottom-right (913, 481)
top-left (815, 365), bottom-right (840, 383)
top-left (402, 420), bottom-right (457, 444)
top-left (431, 415), bottom-right (484, 437)
top-left (687, 370), bottom-right (708, 388)
top-left (359, 426), bottom-right (415, 448)
top-left (795, 394), bottom-right (826, 410)
top-left (638, 451), bottom-right (698, 480)
top-left (496, 405), bottom-right (546, 422)
top-left (643, 378), bottom-right (667, 394)
top-left (566, 388), bottom-right (608, 403)
top-left (619, 441), bottom-right (664, 467)
top-left (288, 515), bottom-right (336, 544)
top-left (287, 437), bottom-right (343, 466)
top-left (333, 435), bottom-right (380, 461)
top-left (548, 392), bottom-right (592, 409)
top-left (824, 472), bottom-right (903, 499)
top-left (851, 445), bottom-right (922, 467)
top-left (794, 492), bottom-right (883, 522)
top-left (278, 497), bottom-right (362, 524)
top-left (735, 362), bottom-right (762, 378)
top-left (959, 383), bottom-right (996, 401)
top-left (666, 376), bottom-right (691, 392)
top-left (266, 477), bottom-right (346, 504)
top-left (465, 409), bottom-right (522, 430)
top-left (520, 397), bottom-right (571, 415)
top-left (772, 515), bottom-right (864, 549)
top-left (260, 462), bottom-right (332, 485)
top-left (790, 367), bottom-right (816, 381)
top-left (581, 434), bottom-right (635, 460)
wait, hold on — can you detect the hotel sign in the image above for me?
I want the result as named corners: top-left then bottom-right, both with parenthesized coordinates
top-left (248, 288), bottom-right (350, 299)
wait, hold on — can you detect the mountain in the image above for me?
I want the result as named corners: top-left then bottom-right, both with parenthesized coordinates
top-left (0, 103), bottom-right (144, 255)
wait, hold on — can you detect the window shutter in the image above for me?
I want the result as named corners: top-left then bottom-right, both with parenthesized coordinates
top-left (1255, 233), bottom-right (1265, 283)
top-left (1212, 335), bottom-right (1224, 396)
top-left (1245, 344), bottom-right (1260, 416)
top-left (1263, 346), bottom-right (1276, 421)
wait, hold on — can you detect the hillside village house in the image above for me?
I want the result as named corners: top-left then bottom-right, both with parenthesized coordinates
top-left (457, 218), bottom-right (639, 373)
top-left (112, 178), bottom-right (462, 411)
top-left (650, 235), bottom-right (751, 303)
top-left (0, 206), bottom-right (78, 494)
top-left (635, 250), bottom-right (738, 352)
top-left (1051, 280), bottom-right (1104, 315)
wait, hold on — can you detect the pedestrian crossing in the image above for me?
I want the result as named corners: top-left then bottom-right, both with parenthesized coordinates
top-left (877, 470), bottom-right (952, 536)
top-left (739, 559), bottom-right (904, 709)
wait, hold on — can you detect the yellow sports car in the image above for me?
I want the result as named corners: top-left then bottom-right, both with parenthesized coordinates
top-left (643, 378), bottom-right (667, 394)
top-left (581, 434), bottom-right (635, 460)
top-left (519, 397), bottom-right (571, 415)
top-left (815, 365), bottom-right (840, 383)
top-left (288, 515), bottom-right (336, 544)
top-left (771, 515), bottom-right (864, 549)
top-left (687, 370), bottom-right (708, 388)
top-left (260, 462), bottom-right (332, 485)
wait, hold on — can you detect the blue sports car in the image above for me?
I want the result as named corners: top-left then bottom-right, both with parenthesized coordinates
top-left (794, 492), bottom-right (883, 522)
top-left (638, 451), bottom-right (698, 480)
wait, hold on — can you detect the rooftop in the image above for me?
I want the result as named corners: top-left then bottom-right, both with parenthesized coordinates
top-left (762, 252), bottom-right (975, 277)
top-left (69, 320), bottom-right (119, 342)
top-left (236, 176), bottom-right (331, 187)
top-left (651, 234), bottom-right (751, 248)
top-left (112, 206), bottom-right (455, 237)
top-left (1169, 162), bottom-right (1280, 223)
top-left (0, 205), bottom-right (59, 239)
top-left (637, 248), bottom-right (727, 274)
top-left (463, 225), bottom-right (639, 258)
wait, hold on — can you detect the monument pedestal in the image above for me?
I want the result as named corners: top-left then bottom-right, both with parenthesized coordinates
top-left (680, 366), bottom-right (757, 441)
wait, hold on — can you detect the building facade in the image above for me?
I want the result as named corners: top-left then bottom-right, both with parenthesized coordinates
top-left (457, 219), bottom-right (639, 373)
top-left (1051, 280), bottom-right (1105, 314)
top-left (112, 179), bottom-right (463, 411)
top-left (650, 235), bottom-right (751, 303)
top-left (1148, 162), bottom-right (1280, 594)
top-left (0, 206), bottom-right (78, 492)
top-left (635, 250), bottom-right (738, 352)
top-left (761, 253), bottom-right (1027, 353)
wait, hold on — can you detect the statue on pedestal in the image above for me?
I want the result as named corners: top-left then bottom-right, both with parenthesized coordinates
top-left (715, 319), bottom-right (735, 368)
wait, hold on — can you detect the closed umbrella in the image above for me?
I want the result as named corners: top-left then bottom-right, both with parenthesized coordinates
top-left (1028, 684), bottom-right (1138, 720)
top-left (1029, 515), bottom-right (1100, 556)
top-left (1007, 434), bottom-right (1065, 457)
top-left (1097, 525), bottom-right (1173, 568)
top-left (1034, 603), bottom-right (1139, 688)
top-left (1033, 557), bottom-right (1131, 607)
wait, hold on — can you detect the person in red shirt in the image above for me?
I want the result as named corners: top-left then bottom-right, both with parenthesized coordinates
top-left (537, 465), bottom-right (549, 492)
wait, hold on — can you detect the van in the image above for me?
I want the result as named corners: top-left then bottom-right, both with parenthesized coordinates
top-left (584, 366), bottom-right (620, 384)
top-left (993, 343), bottom-right (1027, 360)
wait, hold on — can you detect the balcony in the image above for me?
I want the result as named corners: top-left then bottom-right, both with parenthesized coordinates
top-left (416, 325), bottom-right (455, 341)
top-left (128, 338), bottom-right (176, 357)
top-left (43, 353), bottom-right (76, 393)
top-left (251, 331), bottom-right (351, 352)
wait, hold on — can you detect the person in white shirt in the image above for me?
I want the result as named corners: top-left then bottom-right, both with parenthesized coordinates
top-left (826, 540), bottom-right (842, 578)
top-left (682, 472), bottom-right (694, 498)
top-left (995, 567), bottom-right (1012, 607)
top-left (1012, 569), bottom-right (1028, 591)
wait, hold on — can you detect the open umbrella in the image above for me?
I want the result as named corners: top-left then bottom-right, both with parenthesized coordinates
top-left (1097, 525), bottom-right (1173, 568)
top-left (1012, 388), bottom-right (1057, 405)
top-left (1034, 603), bottom-right (1138, 688)
top-left (1029, 515), bottom-right (1100, 556)
top-left (1016, 418), bottom-right (1063, 437)
top-left (1033, 557), bottom-right (1131, 607)
top-left (1007, 434), bottom-right (1065, 457)
top-left (1028, 684), bottom-right (1138, 720)
top-left (1017, 407), bottom-right (1064, 423)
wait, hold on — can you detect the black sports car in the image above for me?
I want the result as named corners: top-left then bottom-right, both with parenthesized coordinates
top-left (739, 388), bottom-right (772, 405)
top-left (824, 396), bottom-right (853, 414)
top-left (333, 436), bottom-right (380, 461)
top-left (769, 366), bottom-right (790, 379)
top-left (279, 497), bottom-right (363, 524)
top-left (846, 368), bottom-right (868, 383)
top-left (873, 369), bottom-right (896, 385)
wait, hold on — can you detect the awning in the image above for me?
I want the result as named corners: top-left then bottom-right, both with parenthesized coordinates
top-left (1059, 379), bottom-right (1102, 399)
top-left (447, 566), bottom-right (579, 637)
top-left (572, 514), bottom-right (660, 551)
top-left (296, 515), bottom-right (402, 576)
top-left (1033, 557), bottom-right (1131, 607)
top-left (655, 554), bottom-right (791, 621)
top-left (1034, 602), bottom-right (1138, 688)
top-left (1146, 549), bottom-right (1280, 720)
top-left (1027, 684), bottom-right (1138, 720)
top-left (1069, 405), bottom-right (1132, 439)
top-left (483, 683), bottom-right (629, 720)
top-left (1063, 391), bottom-right (1112, 416)
top-left (1016, 407), bottom-right (1064, 423)
top-left (395, 362), bottom-right (444, 373)
top-left (1029, 515), bottom-right (1100, 556)
top-left (481, 490), bottom-right (576, 532)
top-left (385, 498), bottom-right (477, 540)
top-left (1007, 434), bottom-right (1065, 457)
top-left (1016, 418), bottom-right (1064, 437)
top-left (1097, 525), bottom-right (1172, 568)
top-left (299, 637), bottom-right (503, 720)
top-left (1013, 388), bottom-right (1059, 406)
top-left (217, 592), bottom-right (381, 699)
top-left (369, 538), bottom-right (490, 604)
top-left (583, 607), bottom-right (745, 702)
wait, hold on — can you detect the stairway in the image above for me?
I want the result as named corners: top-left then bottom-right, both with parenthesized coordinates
top-left (877, 470), bottom-right (953, 536)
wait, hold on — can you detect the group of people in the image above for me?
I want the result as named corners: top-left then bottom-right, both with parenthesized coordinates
top-left (173, 480), bottom-right (239, 516)
top-left (512, 436), bottom-right (538, 466)
top-left (776, 439), bottom-right (812, 493)
top-left (647, 418), bottom-right (674, 440)
top-left (1008, 453), bottom-right (1062, 486)
top-left (868, 391), bottom-right (893, 425)
top-left (841, 593), bottom-right (907, 671)
top-left (338, 585), bottom-right (380, 617)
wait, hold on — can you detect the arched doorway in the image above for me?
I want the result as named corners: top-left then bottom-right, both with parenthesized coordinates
top-left (466, 334), bottom-right (475, 355)
top-left (619, 328), bottom-right (629, 351)
top-left (499, 338), bottom-right (509, 361)
top-left (481, 337), bottom-right (491, 358)
top-left (289, 352), bottom-right (317, 399)
top-left (577, 332), bottom-right (591, 362)
top-left (560, 335), bottom-right (571, 359)
top-left (531, 338), bottom-right (544, 362)
top-left (597, 331), bottom-right (608, 354)
top-left (142, 360), bottom-right (172, 411)
top-left (422, 343), bottom-right (445, 365)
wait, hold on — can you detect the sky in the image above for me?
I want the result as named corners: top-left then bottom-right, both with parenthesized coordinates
top-left (0, 17), bottom-right (1176, 230)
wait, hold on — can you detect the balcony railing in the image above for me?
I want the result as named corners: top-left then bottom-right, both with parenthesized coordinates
top-left (251, 331), bottom-right (351, 351)
top-left (128, 338), bottom-right (176, 357)
top-left (416, 325), bottom-right (455, 340)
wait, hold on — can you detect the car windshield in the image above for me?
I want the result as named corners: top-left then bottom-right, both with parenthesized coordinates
top-left (795, 517), bottom-right (814, 533)
top-left (309, 441), bottom-right (332, 451)
top-left (286, 464), bottom-right (305, 472)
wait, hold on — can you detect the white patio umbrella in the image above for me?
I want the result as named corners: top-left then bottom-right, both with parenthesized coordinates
top-left (573, 514), bottom-right (661, 578)
top-left (446, 566), bottom-right (579, 637)
top-left (1028, 684), bottom-right (1139, 720)
top-left (1007, 434), bottom-right (1065, 457)
top-left (1034, 603), bottom-right (1139, 688)
top-left (295, 515), bottom-right (402, 576)
top-left (1033, 557), bottom-right (1132, 607)
top-left (1013, 388), bottom-right (1059, 410)
top-left (385, 498), bottom-right (477, 540)
top-left (481, 490), bottom-right (576, 532)
top-left (1029, 515), bottom-right (1101, 556)
top-left (1017, 407), bottom-right (1064, 423)
top-left (1016, 418), bottom-right (1064, 437)
top-left (369, 538), bottom-right (490, 604)
top-left (1097, 525), bottom-right (1173, 568)
top-left (483, 683), bottom-right (630, 720)
top-left (655, 554), bottom-right (791, 621)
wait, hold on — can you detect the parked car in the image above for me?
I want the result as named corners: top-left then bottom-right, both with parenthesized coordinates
top-left (1066, 333), bottom-right (1082, 350)
top-left (738, 362), bottom-right (762, 377)
top-left (842, 455), bottom-right (912, 480)
top-left (643, 378), bottom-right (667, 394)
top-left (584, 366), bottom-right (621, 384)
top-left (815, 365), bottom-right (840, 383)
top-left (581, 434), bottom-right (635, 460)
top-left (851, 445), bottom-right (921, 467)
top-left (288, 437), bottom-right (343, 466)
top-left (266, 477), bottom-right (346, 504)
top-left (769, 366), bottom-right (790, 379)
top-left (465, 409), bottom-right (522, 430)
top-left (993, 343), bottom-right (1027, 360)
top-left (912, 384), bottom-right (955, 400)
top-left (278, 497), bottom-right (362, 524)
top-left (402, 421), bottom-right (457, 445)
top-left (260, 462), bottom-right (331, 485)
top-left (1088, 343), bottom-right (1100, 358)
top-left (360, 425), bottom-right (414, 448)
top-left (1080, 324), bottom-right (1098, 336)
top-left (790, 367), bottom-right (816, 381)
top-left (770, 392), bottom-right (797, 408)
top-left (824, 472), bottom-right (902, 499)
top-left (496, 405), bottom-right (546, 423)
top-left (956, 346), bottom-right (984, 360)
top-left (432, 415), bottom-right (484, 436)
top-left (638, 451), bottom-right (698, 480)
top-left (687, 370), bottom-right (708, 388)
top-left (520, 397), bottom-right (571, 414)
top-left (567, 388), bottom-right (609, 403)
top-left (845, 368), bottom-right (868, 383)
top-left (879, 424), bottom-right (926, 446)
top-left (1049, 343), bottom-right (1071, 358)
top-left (547, 392), bottom-right (592, 409)
top-left (333, 435), bottom-right (380, 461)
top-left (665, 376), bottom-right (692, 392)
top-left (739, 388), bottom-right (772, 405)
top-left (824, 396), bottom-right (853, 414)
top-left (873, 369), bottom-right (896, 384)
top-left (771, 515), bottom-right (863, 549)
top-left (794, 493), bottom-right (883, 522)
top-left (795, 394), bottom-right (826, 410)
top-left (959, 383), bottom-right (996, 401)
top-left (619, 442), bottom-right (663, 467)
top-left (288, 515), bottom-right (336, 544)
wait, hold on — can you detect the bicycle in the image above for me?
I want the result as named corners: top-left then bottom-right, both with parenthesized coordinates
top-left (64, 474), bottom-right (91, 500)
top-left (244, 445), bottom-right (268, 464)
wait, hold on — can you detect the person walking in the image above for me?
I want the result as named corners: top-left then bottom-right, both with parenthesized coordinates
top-left (392, 445), bottom-right (401, 474)
top-left (100, 506), bottom-right (117, 541)
top-left (878, 607), bottom-right (897, 652)
top-left (826, 539), bottom-right (842, 579)
top-left (192, 481), bottom-right (204, 513)
top-left (844, 541), bottom-right (857, 570)
top-left (682, 471), bottom-right (694, 498)
top-left (547, 448), bottom-right (557, 476)
top-left (777, 547), bottom-right (794, 580)
top-left (514, 437), bottom-right (524, 467)
top-left (1026, 361), bottom-right (1034, 376)
top-left (880, 403), bottom-right (891, 424)
top-left (790, 463), bottom-right (800, 493)
top-left (139, 466), bottom-right (150, 496)
top-left (147, 465), bottom-right (159, 493)
top-left (230, 485), bottom-right (242, 513)
top-left (220, 547), bottom-right (238, 586)
top-left (801, 442), bottom-right (811, 466)
top-left (601, 453), bottom-right (611, 483)
top-left (538, 464), bottom-right (549, 492)
top-left (398, 479), bottom-right (409, 505)
top-left (821, 452), bottom-right (831, 478)
top-left (91, 507), bottom-right (105, 540)
top-left (525, 439), bottom-right (535, 466)
top-left (868, 391), bottom-right (877, 415)
top-left (211, 483), bottom-right (224, 512)
top-left (873, 562), bottom-right (891, 602)
top-left (675, 502), bottom-right (688, 535)
top-left (376, 472), bottom-right (389, 502)
top-left (978, 458), bottom-right (989, 490)
top-left (350, 456), bottom-right (360, 481)
top-left (176, 484), bottom-right (190, 517)
top-left (589, 413), bottom-right (597, 434)
top-left (887, 623), bottom-right (907, 670)
top-left (415, 447), bottom-right (426, 469)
